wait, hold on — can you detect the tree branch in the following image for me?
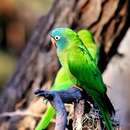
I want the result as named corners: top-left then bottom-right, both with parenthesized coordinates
top-left (0, 110), bottom-right (41, 118)
top-left (34, 87), bottom-right (91, 130)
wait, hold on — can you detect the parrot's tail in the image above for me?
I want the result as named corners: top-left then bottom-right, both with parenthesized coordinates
top-left (93, 92), bottom-right (115, 130)
top-left (35, 104), bottom-right (55, 130)
top-left (101, 108), bottom-right (114, 130)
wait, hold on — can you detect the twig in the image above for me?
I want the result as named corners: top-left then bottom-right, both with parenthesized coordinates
top-left (0, 110), bottom-right (41, 118)
top-left (34, 87), bottom-right (83, 103)
top-left (51, 92), bottom-right (67, 130)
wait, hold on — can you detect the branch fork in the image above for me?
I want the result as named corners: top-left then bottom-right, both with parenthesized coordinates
top-left (34, 87), bottom-right (88, 130)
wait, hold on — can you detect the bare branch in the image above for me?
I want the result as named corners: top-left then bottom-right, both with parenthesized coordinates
top-left (0, 110), bottom-right (41, 118)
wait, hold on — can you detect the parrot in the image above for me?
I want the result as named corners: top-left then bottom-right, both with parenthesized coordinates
top-left (48, 27), bottom-right (115, 130)
top-left (35, 29), bottom-right (101, 130)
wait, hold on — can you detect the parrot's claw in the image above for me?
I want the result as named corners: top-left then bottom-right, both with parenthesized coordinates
top-left (34, 89), bottom-right (53, 100)
top-left (34, 89), bottom-right (43, 96)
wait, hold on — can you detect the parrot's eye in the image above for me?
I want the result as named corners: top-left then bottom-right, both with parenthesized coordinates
top-left (55, 36), bottom-right (60, 40)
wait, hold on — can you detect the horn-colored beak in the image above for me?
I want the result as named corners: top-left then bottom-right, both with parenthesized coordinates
top-left (50, 37), bottom-right (56, 46)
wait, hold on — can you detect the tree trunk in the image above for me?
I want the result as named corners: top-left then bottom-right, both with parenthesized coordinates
top-left (0, 0), bottom-right (129, 129)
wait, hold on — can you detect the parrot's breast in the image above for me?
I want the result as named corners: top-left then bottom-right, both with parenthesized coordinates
top-left (57, 49), bottom-right (77, 85)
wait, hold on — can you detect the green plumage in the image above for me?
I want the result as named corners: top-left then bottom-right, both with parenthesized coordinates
top-left (35, 29), bottom-right (98, 130)
top-left (49, 28), bottom-right (115, 130)
top-left (78, 29), bottom-right (97, 62)
top-left (35, 28), bottom-right (114, 130)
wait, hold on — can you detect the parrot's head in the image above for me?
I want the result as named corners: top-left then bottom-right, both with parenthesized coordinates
top-left (49, 27), bottom-right (77, 50)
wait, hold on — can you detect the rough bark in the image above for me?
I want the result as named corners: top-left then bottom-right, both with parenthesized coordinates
top-left (73, 100), bottom-right (85, 130)
top-left (0, 0), bottom-right (129, 130)
top-left (103, 28), bottom-right (130, 130)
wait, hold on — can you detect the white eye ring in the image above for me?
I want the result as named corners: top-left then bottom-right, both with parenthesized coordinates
top-left (55, 36), bottom-right (60, 40)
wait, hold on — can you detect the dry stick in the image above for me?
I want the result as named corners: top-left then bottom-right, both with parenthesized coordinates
top-left (0, 110), bottom-right (42, 118)
top-left (73, 100), bottom-right (85, 130)
top-left (34, 87), bottom-right (85, 130)
top-left (52, 93), bottom-right (67, 130)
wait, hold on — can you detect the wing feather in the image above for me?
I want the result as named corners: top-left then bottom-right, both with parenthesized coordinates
top-left (67, 45), bottom-right (106, 94)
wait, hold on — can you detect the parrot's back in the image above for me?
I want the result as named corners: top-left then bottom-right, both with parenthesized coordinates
top-left (78, 29), bottom-right (97, 62)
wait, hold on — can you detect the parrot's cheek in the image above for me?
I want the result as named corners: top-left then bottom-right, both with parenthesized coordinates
top-left (50, 37), bottom-right (56, 46)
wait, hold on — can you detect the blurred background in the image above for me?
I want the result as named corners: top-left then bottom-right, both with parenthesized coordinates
top-left (0, 0), bottom-right (130, 130)
top-left (0, 0), bottom-right (52, 87)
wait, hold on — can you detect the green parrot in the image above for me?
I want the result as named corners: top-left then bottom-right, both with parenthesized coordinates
top-left (35, 29), bottom-right (99, 130)
top-left (48, 28), bottom-right (115, 130)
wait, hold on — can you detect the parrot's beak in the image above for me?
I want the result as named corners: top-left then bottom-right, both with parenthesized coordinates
top-left (50, 37), bottom-right (56, 46)
top-left (48, 31), bottom-right (56, 46)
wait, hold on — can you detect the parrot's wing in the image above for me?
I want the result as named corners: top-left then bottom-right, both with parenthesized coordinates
top-left (77, 29), bottom-right (99, 63)
top-left (67, 45), bottom-right (106, 94)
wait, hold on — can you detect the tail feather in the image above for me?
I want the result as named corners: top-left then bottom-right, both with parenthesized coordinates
top-left (35, 104), bottom-right (55, 130)
top-left (101, 109), bottom-right (114, 130)
top-left (93, 92), bottom-right (115, 130)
